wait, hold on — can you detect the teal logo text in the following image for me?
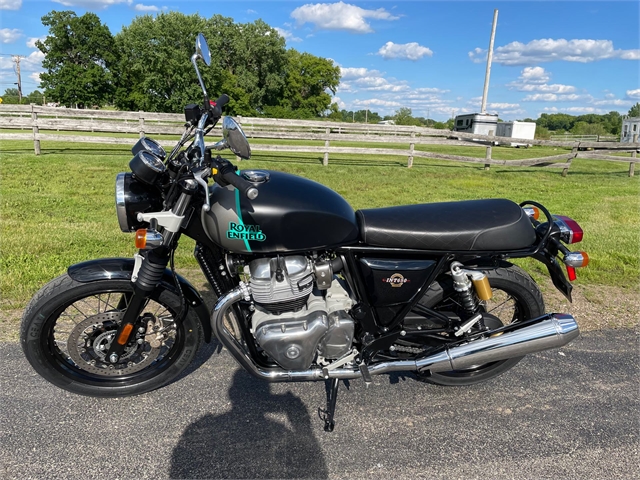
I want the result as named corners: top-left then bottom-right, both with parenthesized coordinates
top-left (227, 222), bottom-right (266, 242)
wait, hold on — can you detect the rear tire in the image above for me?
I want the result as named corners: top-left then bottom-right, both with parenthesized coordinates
top-left (21, 273), bottom-right (203, 397)
top-left (417, 264), bottom-right (544, 386)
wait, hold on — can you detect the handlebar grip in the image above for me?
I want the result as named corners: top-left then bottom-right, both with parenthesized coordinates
top-left (209, 94), bottom-right (230, 118)
top-left (222, 170), bottom-right (259, 200)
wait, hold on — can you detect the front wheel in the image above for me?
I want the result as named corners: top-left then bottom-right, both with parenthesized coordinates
top-left (417, 264), bottom-right (544, 386)
top-left (21, 274), bottom-right (203, 397)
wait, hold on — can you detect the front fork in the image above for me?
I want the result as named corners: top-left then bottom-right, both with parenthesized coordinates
top-left (106, 179), bottom-right (198, 363)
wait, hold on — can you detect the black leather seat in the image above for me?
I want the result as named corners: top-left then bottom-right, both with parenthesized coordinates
top-left (356, 198), bottom-right (536, 251)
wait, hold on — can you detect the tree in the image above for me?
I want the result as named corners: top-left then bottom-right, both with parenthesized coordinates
top-left (1, 88), bottom-right (20, 104)
top-left (37, 11), bottom-right (115, 108)
top-left (114, 12), bottom-right (288, 115)
top-left (393, 107), bottom-right (422, 126)
top-left (628, 103), bottom-right (640, 118)
top-left (272, 49), bottom-right (340, 118)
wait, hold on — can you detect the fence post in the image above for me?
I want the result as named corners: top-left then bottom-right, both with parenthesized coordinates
top-left (138, 110), bottom-right (145, 138)
top-left (31, 103), bottom-right (40, 155)
top-left (407, 131), bottom-right (415, 168)
top-left (630, 133), bottom-right (638, 177)
top-left (563, 146), bottom-right (578, 177)
top-left (323, 127), bottom-right (330, 166)
top-left (484, 130), bottom-right (494, 170)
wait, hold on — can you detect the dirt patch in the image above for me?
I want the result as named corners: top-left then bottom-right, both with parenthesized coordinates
top-left (2, 270), bottom-right (637, 343)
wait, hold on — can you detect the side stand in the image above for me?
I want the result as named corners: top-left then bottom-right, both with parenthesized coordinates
top-left (319, 378), bottom-right (340, 432)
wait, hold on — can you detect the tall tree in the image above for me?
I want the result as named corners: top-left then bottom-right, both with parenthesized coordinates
top-left (628, 103), bottom-right (640, 118)
top-left (273, 49), bottom-right (340, 118)
top-left (114, 12), bottom-right (287, 115)
top-left (37, 11), bottom-right (115, 108)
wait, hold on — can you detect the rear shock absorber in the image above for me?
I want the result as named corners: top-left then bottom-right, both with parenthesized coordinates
top-left (450, 262), bottom-right (494, 329)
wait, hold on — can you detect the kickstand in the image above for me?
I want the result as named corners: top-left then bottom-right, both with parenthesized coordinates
top-left (318, 378), bottom-right (340, 432)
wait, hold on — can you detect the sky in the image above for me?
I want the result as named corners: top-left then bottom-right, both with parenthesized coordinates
top-left (0, 0), bottom-right (638, 120)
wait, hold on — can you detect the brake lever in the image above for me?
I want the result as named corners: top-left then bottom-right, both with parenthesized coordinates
top-left (192, 166), bottom-right (212, 212)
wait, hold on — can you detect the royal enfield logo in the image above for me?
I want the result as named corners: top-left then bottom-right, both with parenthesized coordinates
top-left (382, 273), bottom-right (410, 288)
top-left (227, 222), bottom-right (266, 242)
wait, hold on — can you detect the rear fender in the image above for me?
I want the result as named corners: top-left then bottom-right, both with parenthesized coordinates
top-left (67, 258), bottom-right (212, 342)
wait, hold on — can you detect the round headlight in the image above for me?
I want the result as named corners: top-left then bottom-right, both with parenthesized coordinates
top-left (115, 172), bottom-right (163, 232)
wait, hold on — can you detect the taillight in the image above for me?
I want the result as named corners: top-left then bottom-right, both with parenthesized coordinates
top-left (553, 215), bottom-right (583, 244)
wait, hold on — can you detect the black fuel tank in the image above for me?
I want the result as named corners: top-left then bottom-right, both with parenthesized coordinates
top-left (202, 170), bottom-right (359, 253)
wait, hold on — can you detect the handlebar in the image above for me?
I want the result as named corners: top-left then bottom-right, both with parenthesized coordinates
top-left (222, 170), bottom-right (259, 200)
top-left (209, 94), bottom-right (229, 118)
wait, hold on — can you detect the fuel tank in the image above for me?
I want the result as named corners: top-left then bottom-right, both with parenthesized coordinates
top-left (202, 170), bottom-right (359, 253)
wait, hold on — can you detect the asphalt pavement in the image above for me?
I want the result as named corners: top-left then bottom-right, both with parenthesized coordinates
top-left (1, 329), bottom-right (638, 480)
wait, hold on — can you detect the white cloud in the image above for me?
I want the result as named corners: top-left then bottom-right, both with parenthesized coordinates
top-left (29, 72), bottom-right (42, 84)
top-left (0, 28), bottom-right (22, 43)
top-left (340, 67), bottom-right (381, 80)
top-left (332, 95), bottom-right (346, 109)
top-left (52, 0), bottom-right (130, 8)
top-left (352, 98), bottom-right (402, 108)
top-left (518, 66), bottom-right (550, 84)
top-left (415, 87), bottom-right (449, 94)
top-left (26, 36), bottom-right (46, 48)
top-left (507, 66), bottom-right (576, 95)
top-left (523, 93), bottom-right (591, 102)
top-left (591, 98), bottom-right (633, 106)
top-left (0, 0), bottom-right (22, 10)
top-left (377, 41), bottom-right (433, 61)
top-left (247, 9), bottom-right (257, 14)
top-left (134, 3), bottom-right (159, 11)
top-left (274, 27), bottom-right (302, 43)
top-left (626, 89), bottom-right (640, 100)
top-left (470, 39), bottom-right (640, 65)
top-left (291, 1), bottom-right (399, 34)
top-left (544, 106), bottom-right (608, 114)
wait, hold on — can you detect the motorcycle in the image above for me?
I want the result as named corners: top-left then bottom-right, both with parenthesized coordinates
top-left (21, 34), bottom-right (588, 431)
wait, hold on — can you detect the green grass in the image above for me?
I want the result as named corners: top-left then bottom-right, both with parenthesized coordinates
top-left (1, 139), bottom-right (638, 309)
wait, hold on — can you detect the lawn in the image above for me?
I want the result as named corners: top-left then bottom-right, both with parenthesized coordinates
top-left (1, 139), bottom-right (638, 309)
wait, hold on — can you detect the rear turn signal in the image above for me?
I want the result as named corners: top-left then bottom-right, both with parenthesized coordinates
top-left (563, 251), bottom-right (589, 268)
top-left (523, 206), bottom-right (540, 220)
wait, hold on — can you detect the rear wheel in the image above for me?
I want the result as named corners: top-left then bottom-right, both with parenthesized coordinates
top-left (21, 273), bottom-right (203, 397)
top-left (417, 264), bottom-right (544, 386)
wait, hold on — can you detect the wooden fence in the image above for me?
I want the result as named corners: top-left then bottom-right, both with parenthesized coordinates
top-left (1, 104), bottom-right (638, 176)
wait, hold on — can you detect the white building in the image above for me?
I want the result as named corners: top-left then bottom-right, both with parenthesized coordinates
top-left (496, 121), bottom-right (537, 147)
top-left (621, 117), bottom-right (640, 143)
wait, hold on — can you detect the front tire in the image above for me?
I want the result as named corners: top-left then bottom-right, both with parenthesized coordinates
top-left (21, 273), bottom-right (203, 397)
top-left (417, 264), bottom-right (544, 386)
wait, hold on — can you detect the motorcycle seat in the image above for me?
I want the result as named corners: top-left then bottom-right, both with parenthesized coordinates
top-left (356, 198), bottom-right (536, 251)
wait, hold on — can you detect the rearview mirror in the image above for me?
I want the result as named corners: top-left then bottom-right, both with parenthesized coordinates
top-left (195, 33), bottom-right (211, 66)
top-left (222, 117), bottom-right (251, 160)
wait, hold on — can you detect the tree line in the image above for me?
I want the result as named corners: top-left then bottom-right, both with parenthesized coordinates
top-left (19, 10), bottom-right (340, 118)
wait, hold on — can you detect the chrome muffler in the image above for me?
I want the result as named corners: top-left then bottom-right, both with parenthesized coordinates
top-left (211, 287), bottom-right (579, 382)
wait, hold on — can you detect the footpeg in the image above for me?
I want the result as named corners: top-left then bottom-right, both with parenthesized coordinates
top-left (359, 363), bottom-right (372, 384)
top-left (455, 313), bottom-right (484, 337)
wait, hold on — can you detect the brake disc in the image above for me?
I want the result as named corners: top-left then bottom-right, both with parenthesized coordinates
top-left (67, 311), bottom-right (160, 377)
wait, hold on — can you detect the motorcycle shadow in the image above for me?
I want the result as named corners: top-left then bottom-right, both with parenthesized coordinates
top-left (169, 369), bottom-right (329, 479)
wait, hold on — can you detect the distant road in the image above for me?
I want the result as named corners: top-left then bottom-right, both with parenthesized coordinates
top-left (1, 329), bottom-right (638, 479)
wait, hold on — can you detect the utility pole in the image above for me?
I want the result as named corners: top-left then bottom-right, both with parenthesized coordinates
top-left (480, 9), bottom-right (499, 113)
top-left (365, 108), bottom-right (368, 124)
top-left (12, 55), bottom-right (25, 103)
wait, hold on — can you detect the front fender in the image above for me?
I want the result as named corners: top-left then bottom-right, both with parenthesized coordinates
top-left (68, 258), bottom-right (212, 343)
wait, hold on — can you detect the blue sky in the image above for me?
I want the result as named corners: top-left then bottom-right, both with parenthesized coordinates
top-left (1, 0), bottom-right (638, 120)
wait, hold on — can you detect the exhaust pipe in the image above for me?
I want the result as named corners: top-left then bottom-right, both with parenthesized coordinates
top-left (211, 287), bottom-right (579, 382)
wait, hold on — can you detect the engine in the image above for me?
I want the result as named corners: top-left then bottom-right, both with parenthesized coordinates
top-left (248, 256), bottom-right (354, 370)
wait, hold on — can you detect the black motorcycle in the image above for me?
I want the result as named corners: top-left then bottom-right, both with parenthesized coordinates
top-left (21, 34), bottom-right (588, 431)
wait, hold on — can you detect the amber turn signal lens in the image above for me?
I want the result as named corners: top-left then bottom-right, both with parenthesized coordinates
top-left (117, 323), bottom-right (134, 345)
top-left (135, 229), bottom-right (147, 249)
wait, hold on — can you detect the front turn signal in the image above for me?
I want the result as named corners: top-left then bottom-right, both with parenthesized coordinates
top-left (135, 228), bottom-right (163, 250)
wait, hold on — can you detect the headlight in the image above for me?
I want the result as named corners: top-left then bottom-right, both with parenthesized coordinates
top-left (115, 172), bottom-right (163, 232)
